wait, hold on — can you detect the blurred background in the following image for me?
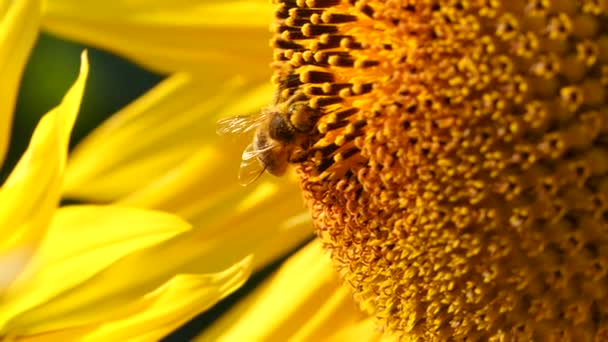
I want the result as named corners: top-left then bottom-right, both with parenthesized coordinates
top-left (2, 33), bottom-right (290, 341)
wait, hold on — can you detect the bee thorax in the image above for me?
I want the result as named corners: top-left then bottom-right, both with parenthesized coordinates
top-left (268, 112), bottom-right (296, 143)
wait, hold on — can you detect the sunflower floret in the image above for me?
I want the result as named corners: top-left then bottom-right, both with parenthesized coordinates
top-left (271, 0), bottom-right (608, 339)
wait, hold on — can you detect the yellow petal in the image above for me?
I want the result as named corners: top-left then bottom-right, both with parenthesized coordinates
top-left (64, 64), bottom-right (311, 282)
top-left (41, 0), bottom-right (272, 79)
top-left (196, 240), bottom-right (373, 342)
top-left (0, 0), bottom-right (40, 165)
top-left (325, 318), bottom-right (400, 342)
top-left (14, 326), bottom-right (96, 342)
top-left (183, 178), bottom-right (314, 272)
top-left (113, 150), bottom-right (313, 274)
top-left (80, 259), bottom-right (251, 342)
top-left (0, 50), bottom-right (88, 257)
top-left (0, 205), bottom-right (192, 335)
top-left (120, 150), bottom-right (314, 271)
top-left (0, 248), bottom-right (31, 293)
top-left (64, 74), bottom-right (272, 202)
top-left (11, 260), bottom-right (252, 342)
top-left (1, 204), bottom-right (273, 337)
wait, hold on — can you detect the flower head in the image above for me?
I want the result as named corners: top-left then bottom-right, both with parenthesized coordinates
top-left (9, 0), bottom-right (608, 339)
top-left (269, 0), bottom-right (608, 339)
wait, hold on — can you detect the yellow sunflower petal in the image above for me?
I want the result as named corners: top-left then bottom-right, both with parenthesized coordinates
top-left (179, 178), bottom-right (314, 272)
top-left (64, 74), bottom-right (272, 202)
top-left (15, 326), bottom-right (95, 342)
top-left (100, 182), bottom-right (310, 275)
top-left (80, 261), bottom-right (251, 342)
top-left (0, 51), bottom-right (88, 287)
top-left (115, 149), bottom-right (313, 273)
top-left (0, 205), bottom-right (191, 334)
top-left (195, 240), bottom-right (371, 342)
top-left (64, 70), bottom-right (311, 280)
top-left (41, 0), bottom-right (272, 79)
top-left (325, 319), bottom-right (399, 342)
top-left (0, 248), bottom-right (31, 292)
top-left (12, 259), bottom-right (251, 342)
top-left (0, 0), bottom-right (40, 165)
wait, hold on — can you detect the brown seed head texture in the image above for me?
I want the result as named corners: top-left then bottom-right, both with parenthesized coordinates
top-left (271, 0), bottom-right (608, 340)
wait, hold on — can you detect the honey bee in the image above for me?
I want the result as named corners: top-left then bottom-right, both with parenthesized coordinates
top-left (217, 93), bottom-right (320, 186)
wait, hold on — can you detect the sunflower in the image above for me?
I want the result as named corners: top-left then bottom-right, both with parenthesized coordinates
top-left (268, 0), bottom-right (608, 340)
top-left (4, 0), bottom-right (608, 341)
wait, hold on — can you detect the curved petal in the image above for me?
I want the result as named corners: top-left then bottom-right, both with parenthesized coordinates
top-left (0, 51), bottom-right (88, 291)
top-left (195, 240), bottom-right (378, 342)
top-left (80, 261), bottom-right (251, 342)
top-left (13, 259), bottom-right (251, 342)
top-left (0, 205), bottom-right (192, 335)
top-left (63, 74), bottom-right (272, 202)
top-left (0, 0), bottom-right (40, 165)
top-left (41, 0), bottom-right (272, 79)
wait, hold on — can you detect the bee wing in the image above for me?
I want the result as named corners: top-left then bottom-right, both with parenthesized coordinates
top-left (238, 157), bottom-right (266, 186)
top-left (216, 114), bottom-right (265, 136)
top-left (238, 143), bottom-right (266, 186)
top-left (241, 140), bottom-right (277, 161)
top-left (238, 141), bottom-right (280, 186)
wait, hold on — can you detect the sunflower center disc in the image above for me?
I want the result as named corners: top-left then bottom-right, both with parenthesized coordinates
top-left (272, 0), bottom-right (608, 339)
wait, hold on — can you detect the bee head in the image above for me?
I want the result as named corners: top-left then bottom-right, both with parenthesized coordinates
top-left (288, 103), bottom-right (320, 133)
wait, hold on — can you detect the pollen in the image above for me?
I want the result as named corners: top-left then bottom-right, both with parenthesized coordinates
top-left (271, 0), bottom-right (608, 340)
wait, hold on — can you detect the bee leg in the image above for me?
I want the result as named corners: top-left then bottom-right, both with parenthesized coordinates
top-left (284, 91), bottom-right (308, 106)
top-left (288, 147), bottom-right (309, 163)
